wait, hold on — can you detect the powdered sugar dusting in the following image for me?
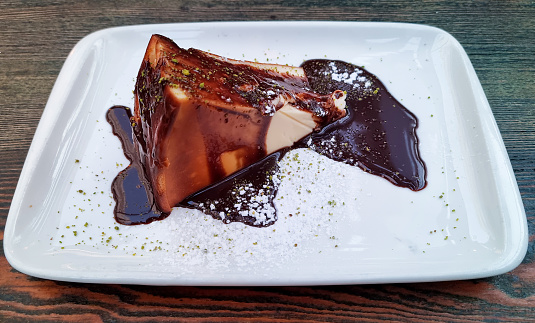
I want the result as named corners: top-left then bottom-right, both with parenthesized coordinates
top-left (191, 166), bottom-right (281, 227)
top-left (53, 147), bottom-right (359, 270)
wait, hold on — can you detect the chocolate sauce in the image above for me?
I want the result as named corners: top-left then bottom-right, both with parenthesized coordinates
top-left (134, 36), bottom-right (346, 214)
top-left (106, 106), bottom-right (168, 225)
top-left (301, 60), bottom-right (426, 190)
top-left (182, 148), bottom-right (290, 227)
top-left (107, 59), bottom-right (426, 226)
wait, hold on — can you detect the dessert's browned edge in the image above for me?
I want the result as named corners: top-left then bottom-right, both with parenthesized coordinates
top-left (1, 0), bottom-right (534, 321)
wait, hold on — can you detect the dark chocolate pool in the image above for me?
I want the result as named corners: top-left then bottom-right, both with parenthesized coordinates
top-left (107, 59), bottom-right (426, 227)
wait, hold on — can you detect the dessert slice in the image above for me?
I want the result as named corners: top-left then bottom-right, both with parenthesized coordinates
top-left (132, 34), bottom-right (346, 214)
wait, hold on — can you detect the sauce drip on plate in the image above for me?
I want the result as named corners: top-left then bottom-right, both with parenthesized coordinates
top-left (107, 59), bottom-right (426, 226)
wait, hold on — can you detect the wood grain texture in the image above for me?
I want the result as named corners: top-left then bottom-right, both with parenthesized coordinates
top-left (1, 0), bottom-right (534, 321)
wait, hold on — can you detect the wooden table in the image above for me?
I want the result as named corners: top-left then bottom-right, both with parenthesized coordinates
top-left (1, 1), bottom-right (534, 321)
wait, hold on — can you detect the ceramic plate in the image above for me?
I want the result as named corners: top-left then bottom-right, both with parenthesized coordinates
top-left (4, 22), bottom-right (527, 285)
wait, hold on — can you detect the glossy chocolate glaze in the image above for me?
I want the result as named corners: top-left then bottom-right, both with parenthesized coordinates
top-left (182, 148), bottom-right (290, 227)
top-left (133, 35), bottom-right (345, 214)
top-left (106, 106), bottom-right (169, 225)
top-left (137, 35), bottom-right (343, 122)
top-left (301, 60), bottom-right (426, 190)
top-left (108, 59), bottom-right (426, 226)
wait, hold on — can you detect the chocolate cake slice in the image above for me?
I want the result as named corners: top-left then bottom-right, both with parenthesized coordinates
top-left (132, 34), bottom-right (346, 214)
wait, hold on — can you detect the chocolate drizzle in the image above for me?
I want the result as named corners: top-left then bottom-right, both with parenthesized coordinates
top-left (107, 59), bottom-right (427, 226)
top-left (106, 107), bottom-right (168, 225)
top-left (182, 149), bottom-right (290, 227)
top-left (133, 35), bottom-right (347, 215)
top-left (301, 60), bottom-right (426, 191)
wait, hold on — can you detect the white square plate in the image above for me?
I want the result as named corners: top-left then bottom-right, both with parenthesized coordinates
top-left (4, 22), bottom-right (527, 285)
